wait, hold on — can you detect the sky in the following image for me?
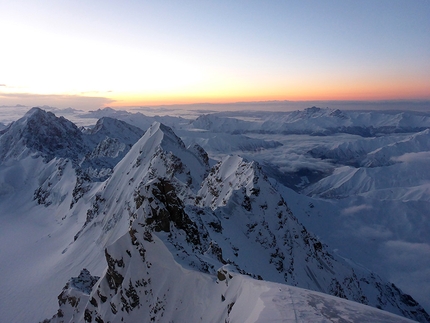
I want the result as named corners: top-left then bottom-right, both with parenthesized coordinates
top-left (0, 0), bottom-right (429, 110)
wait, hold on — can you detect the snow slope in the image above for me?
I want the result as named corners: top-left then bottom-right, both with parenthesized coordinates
top-left (46, 233), bottom-right (417, 323)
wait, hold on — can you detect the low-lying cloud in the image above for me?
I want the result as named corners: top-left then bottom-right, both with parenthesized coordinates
top-left (381, 240), bottom-right (430, 269)
top-left (342, 204), bottom-right (373, 215)
top-left (355, 224), bottom-right (393, 240)
top-left (391, 151), bottom-right (430, 163)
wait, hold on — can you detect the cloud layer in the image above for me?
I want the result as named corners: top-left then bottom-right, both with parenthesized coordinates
top-left (0, 92), bottom-right (114, 111)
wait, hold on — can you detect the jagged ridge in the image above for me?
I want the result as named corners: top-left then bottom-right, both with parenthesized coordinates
top-left (46, 121), bottom-right (429, 322)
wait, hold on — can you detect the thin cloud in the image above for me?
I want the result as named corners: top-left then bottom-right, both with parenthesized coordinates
top-left (0, 92), bottom-right (115, 111)
top-left (342, 204), bottom-right (373, 215)
top-left (382, 240), bottom-right (430, 268)
top-left (123, 100), bottom-right (430, 112)
top-left (355, 225), bottom-right (393, 240)
top-left (391, 151), bottom-right (430, 163)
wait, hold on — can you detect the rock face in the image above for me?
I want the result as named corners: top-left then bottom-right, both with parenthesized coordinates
top-left (43, 269), bottom-right (100, 323)
top-left (80, 117), bottom-right (145, 180)
top-left (41, 121), bottom-right (429, 322)
top-left (0, 107), bottom-right (86, 163)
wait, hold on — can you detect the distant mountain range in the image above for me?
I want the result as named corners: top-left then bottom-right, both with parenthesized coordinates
top-left (0, 107), bottom-right (428, 322)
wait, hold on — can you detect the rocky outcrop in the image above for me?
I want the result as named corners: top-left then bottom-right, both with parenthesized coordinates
top-left (42, 269), bottom-right (99, 323)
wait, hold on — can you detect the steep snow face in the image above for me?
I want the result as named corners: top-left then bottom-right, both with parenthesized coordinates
top-left (109, 122), bottom-right (210, 195)
top-left (0, 107), bottom-right (86, 163)
top-left (72, 122), bottom-right (210, 246)
top-left (45, 228), bottom-right (417, 323)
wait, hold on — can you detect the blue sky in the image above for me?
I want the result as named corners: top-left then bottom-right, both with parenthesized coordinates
top-left (0, 0), bottom-right (429, 109)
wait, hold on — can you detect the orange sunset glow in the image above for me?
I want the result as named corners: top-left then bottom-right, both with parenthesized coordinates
top-left (0, 1), bottom-right (429, 110)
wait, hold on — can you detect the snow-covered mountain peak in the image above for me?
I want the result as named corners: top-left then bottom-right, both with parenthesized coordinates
top-left (303, 106), bottom-right (326, 116)
top-left (300, 106), bottom-right (346, 119)
top-left (108, 122), bottom-right (208, 189)
top-left (85, 107), bottom-right (130, 119)
top-left (46, 226), bottom-right (422, 323)
top-left (22, 107), bottom-right (79, 132)
top-left (146, 121), bottom-right (186, 148)
top-left (24, 106), bottom-right (51, 118)
top-left (197, 155), bottom-right (264, 209)
top-left (71, 121), bottom-right (211, 244)
top-left (0, 107), bottom-right (85, 163)
top-left (85, 116), bottom-right (142, 138)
